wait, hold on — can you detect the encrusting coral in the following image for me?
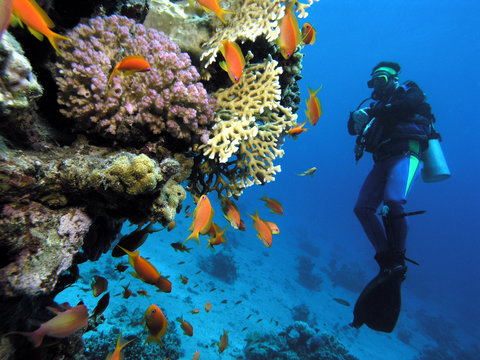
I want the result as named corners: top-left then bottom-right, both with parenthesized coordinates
top-left (53, 15), bottom-right (216, 148)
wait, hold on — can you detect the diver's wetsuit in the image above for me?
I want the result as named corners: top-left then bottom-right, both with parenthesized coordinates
top-left (348, 80), bottom-right (434, 254)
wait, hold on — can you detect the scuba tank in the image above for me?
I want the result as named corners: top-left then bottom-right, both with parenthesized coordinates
top-left (421, 137), bottom-right (451, 182)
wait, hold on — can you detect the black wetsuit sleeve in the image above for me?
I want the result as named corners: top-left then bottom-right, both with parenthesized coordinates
top-left (389, 82), bottom-right (425, 113)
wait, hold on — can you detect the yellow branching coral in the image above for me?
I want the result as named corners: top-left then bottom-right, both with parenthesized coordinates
top-left (198, 57), bottom-right (297, 196)
top-left (200, 0), bottom-right (284, 68)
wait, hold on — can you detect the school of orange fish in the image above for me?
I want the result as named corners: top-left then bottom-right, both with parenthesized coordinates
top-left (1, 0), bottom-right (324, 358)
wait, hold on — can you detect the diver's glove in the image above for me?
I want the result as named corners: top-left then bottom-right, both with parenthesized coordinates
top-left (350, 108), bottom-right (371, 135)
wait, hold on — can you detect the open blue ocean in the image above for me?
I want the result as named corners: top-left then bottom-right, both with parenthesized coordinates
top-left (2, 0), bottom-right (479, 359)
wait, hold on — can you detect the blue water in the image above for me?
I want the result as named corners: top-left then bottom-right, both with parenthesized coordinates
top-left (57, 1), bottom-right (480, 359)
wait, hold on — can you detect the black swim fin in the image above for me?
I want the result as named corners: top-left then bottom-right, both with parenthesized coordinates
top-left (351, 251), bottom-right (407, 333)
top-left (351, 266), bottom-right (405, 332)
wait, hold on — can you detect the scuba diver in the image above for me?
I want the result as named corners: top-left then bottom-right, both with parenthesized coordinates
top-left (347, 61), bottom-right (439, 333)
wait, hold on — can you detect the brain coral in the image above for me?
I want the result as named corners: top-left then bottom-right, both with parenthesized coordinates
top-left (53, 15), bottom-right (216, 147)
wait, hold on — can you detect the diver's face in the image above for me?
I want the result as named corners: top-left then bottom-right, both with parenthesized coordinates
top-left (369, 75), bottom-right (397, 100)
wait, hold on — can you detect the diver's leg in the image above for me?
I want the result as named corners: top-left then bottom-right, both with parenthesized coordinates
top-left (383, 153), bottom-right (421, 253)
top-left (353, 162), bottom-right (388, 253)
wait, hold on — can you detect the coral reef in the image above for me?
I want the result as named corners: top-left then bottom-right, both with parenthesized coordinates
top-left (295, 255), bottom-right (322, 291)
top-left (291, 303), bottom-right (317, 325)
top-left (53, 15), bottom-right (216, 149)
top-left (198, 250), bottom-right (238, 284)
top-left (244, 321), bottom-right (359, 360)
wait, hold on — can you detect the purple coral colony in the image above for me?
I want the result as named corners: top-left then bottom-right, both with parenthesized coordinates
top-left (0, 0), bottom-right (353, 359)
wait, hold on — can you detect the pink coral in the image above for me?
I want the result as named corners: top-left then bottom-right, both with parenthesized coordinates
top-left (53, 15), bottom-right (216, 146)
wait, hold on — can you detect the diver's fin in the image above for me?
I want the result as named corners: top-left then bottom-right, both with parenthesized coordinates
top-left (351, 268), bottom-right (404, 332)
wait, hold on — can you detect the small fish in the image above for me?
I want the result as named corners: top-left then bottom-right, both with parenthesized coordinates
top-left (219, 40), bottom-right (245, 84)
top-left (193, 350), bottom-right (200, 360)
top-left (0, 0), bottom-right (13, 40)
top-left (118, 246), bottom-right (172, 293)
top-left (184, 195), bottom-right (214, 246)
top-left (204, 301), bottom-right (212, 313)
top-left (171, 242), bottom-right (192, 253)
top-left (209, 287), bottom-right (216, 292)
top-left (195, 270), bottom-right (202, 275)
top-left (107, 331), bottom-right (136, 360)
top-left (332, 297), bottom-right (351, 307)
top-left (185, 211), bottom-right (191, 218)
top-left (246, 313), bottom-right (252, 319)
top-left (167, 221), bottom-right (176, 232)
top-left (249, 210), bottom-right (273, 248)
top-left (112, 223), bottom-right (160, 257)
top-left (107, 55), bottom-right (152, 87)
top-left (276, 0), bottom-right (301, 59)
top-left (221, 197), bottom-right (242, 230)
top-left (193, 284), bottom-right (199, 288)
top-left (301, 22), bottom-right (316, 45)
top-left (207, 223), bottom-right (228, 249)
top-left (10, 0), bottom-right (70, 55)
top-left (221, 299), bottom-right (228, 304)
top-left (189, 309), bottom-right (200, 314)
top-left (178, 261), bottom-right (185, 265)
top-left (121, 283), bottom-right (135, 299)
top-left (137, 289), bottom-right (149, 297)
top-left (286, 120), bottom-right (308, 139)
top-left (189, 0), bottom-right (232, 24)
top-left (177, 316), bottom-right (193, 336)
top-left (91, 275), bottom-right (108, 297)
top-left (90, 292), bottom-right (110, 322)
top-left (305, 85), bottom-right (323, 126)
top-left (234, 300), bottom-right (242, 305)
top-left (256, 318), bottom-right (263, 323)
top-left (297, 167), bottom-right (317, 177)
top-left (241, 327), bottom-right (248, 332)
top-left (115, 263), bottom-right (129, 273)
top-left (264, 220), bottom-right (280, 235)
top-left (217, 329), bottom-right (229, 354)
top-left (143, 304), bottom-right (168, 346)
top-left (3, 304), bottom-right (88, 347)
top-left (259, 193), bottom-right (283, 215)
top-left (179, 275), bottom-right (189, 285)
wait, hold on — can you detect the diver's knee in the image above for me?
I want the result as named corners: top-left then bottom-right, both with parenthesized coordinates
top-left (354, 205), bottom-right (374, 219)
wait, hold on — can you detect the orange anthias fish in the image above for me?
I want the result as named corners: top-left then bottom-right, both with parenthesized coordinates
top-left (217, 329), bottom-right (229, 354)
top-left (276, 1), bottom-right (301, 59)
top-left (207, 223), bottom-right (227, 249)
top-left (305, 85), bottom-right (323, 126)
top-left (4, 304), bottom-right (88, 347)
top-left (177, 316), bottom-right (193, 337)
top-left (264, 220), bottom-right (280, 235)
top-left (249, 210), bottom-right (273, 248)
top-left (260, 193), bottom-right (283, 215)
top-left (11, 0), bottom-right (70, 55)
top-left (143, 304), bottom-right (168, 346)
top-left (221, 197), bottom-right (242, 230)
top-left (189, 0), bottom-right (232, 24)
top-left (184, 194), bottom-right (214, 245)
top-left (193, 350), bottom-right (200, 360)
top-left (118, 246), bottom-right (172, 293)
top-left (107, 331), bottom-right (136, 360)
top-left (301, 22), bottom-right (316, 45)
top-left (179, 275), bottom-right (189, 285)
top-left (0, 0), bottom-right (14, 39)
top-left (286, 120), bottom-right (308, 139)
top-left (107, 55), bottom-right (152, 87)
top-left (91, 275), bottom-right (108, 297)
top-left (188, 309), bottom-right (200, 314)
top-left (219, 40), bottom-right (245, 84)
top-left (204, 301), bottom-right (212, 313)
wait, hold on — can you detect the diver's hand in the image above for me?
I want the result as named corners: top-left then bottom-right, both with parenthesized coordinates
top-left (351, 108), bottom-right (370, 134)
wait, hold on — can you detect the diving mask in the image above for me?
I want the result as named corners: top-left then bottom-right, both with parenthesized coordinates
top-left (367, 67), bottom-right (399, 88)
